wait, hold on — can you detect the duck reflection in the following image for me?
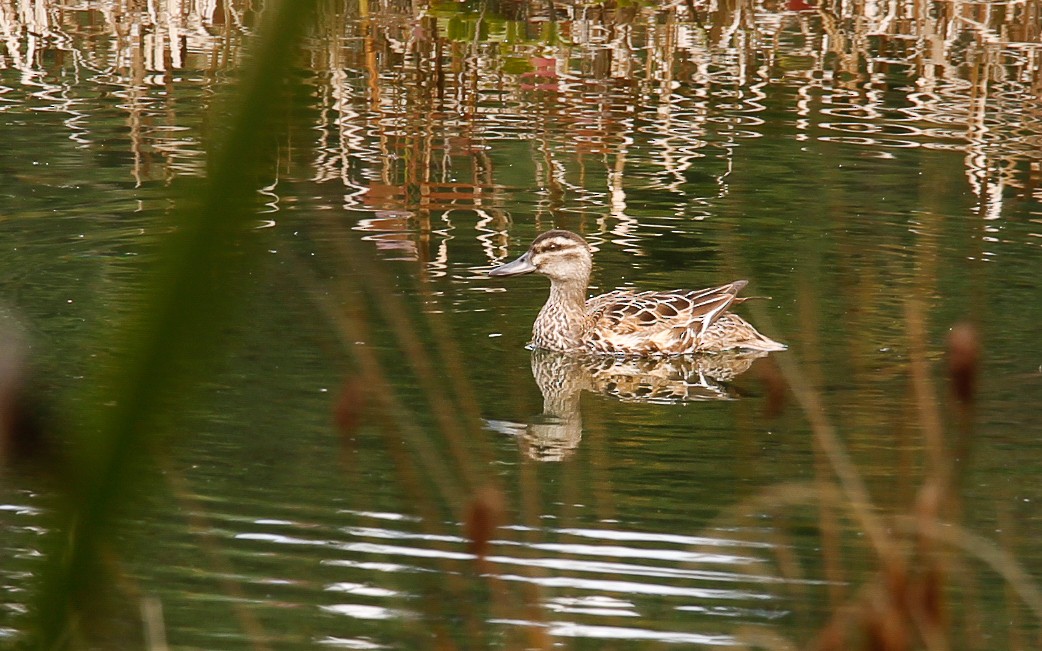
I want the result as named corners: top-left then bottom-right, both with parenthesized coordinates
top-left (504, 349), bottom-right (769, 462)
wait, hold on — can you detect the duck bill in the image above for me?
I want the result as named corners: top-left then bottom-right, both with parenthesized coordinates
top-left (489, 252), bottom-right (536, 277)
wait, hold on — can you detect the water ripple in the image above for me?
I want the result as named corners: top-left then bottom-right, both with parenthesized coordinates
top-left (490, 618), bottom-right (739, 645)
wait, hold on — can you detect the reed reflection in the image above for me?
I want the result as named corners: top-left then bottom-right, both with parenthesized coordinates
top-left (506, 349), bottom-right (768, 462)
top-left (4, 0), bottom-right (1041, 241)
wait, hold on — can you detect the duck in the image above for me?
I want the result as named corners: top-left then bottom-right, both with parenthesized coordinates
top-left (488, 230), bottom-right (786, 356)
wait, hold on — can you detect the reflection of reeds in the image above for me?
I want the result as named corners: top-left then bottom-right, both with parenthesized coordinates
top-left (6, 0), bottom-right (1040, 236)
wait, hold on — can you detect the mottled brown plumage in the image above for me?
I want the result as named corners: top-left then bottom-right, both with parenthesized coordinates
top-left (489, 230), bottom-right (785, 355)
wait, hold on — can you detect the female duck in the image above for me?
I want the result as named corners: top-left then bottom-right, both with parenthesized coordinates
top-left (489, 230), bottom-right (785, 356)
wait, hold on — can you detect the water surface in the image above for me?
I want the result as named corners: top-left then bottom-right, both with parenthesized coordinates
top-left (2, 0), bottom-right (1042, 648)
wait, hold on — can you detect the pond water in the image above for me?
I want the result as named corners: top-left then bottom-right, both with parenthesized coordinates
top-left (2, 0), bottom-right (1042, 648)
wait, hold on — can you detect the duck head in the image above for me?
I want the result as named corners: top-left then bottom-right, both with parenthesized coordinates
top-left (488, 230), bottom-right (592, 284)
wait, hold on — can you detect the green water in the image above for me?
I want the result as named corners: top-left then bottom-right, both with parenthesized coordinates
top-left (2, 1), bottom-right (1042, 648)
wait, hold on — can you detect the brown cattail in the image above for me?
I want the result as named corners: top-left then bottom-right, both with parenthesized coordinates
top-left (0, 325), bottom-right (48, 466)
top-left (333, 377), bottom-right (366, 460)
top-left (947, 322), bottom-right (979, 407)
top-left (464, 485), bottom-right (505, 561)
top-left (915, 565), bottom-right (946, 638)
top-left (756, 356), bottom-right (787, 419)
top-left (863, 562), bottom-right (912, 651)
top-left (864, 601), bottom-right (910, 651)
top-left (810, 620), bottom-right (848, 651)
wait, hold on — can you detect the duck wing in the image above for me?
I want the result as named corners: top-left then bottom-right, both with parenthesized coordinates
top-left (584, 281), bottom-right (748, 354)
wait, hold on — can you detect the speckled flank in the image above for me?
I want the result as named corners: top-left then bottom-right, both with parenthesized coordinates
top-left (490, 230), bottom-right (786, 356)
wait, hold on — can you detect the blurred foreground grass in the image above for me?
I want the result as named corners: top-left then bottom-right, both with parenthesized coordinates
top-left (26, 1), bottom-right (320, 647)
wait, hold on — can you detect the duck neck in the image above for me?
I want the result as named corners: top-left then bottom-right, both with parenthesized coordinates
top-left (533, 277), bottom-right (589, 352)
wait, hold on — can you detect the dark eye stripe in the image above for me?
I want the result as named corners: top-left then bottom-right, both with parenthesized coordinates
top-left (536, 240), bottom-right (574, 253)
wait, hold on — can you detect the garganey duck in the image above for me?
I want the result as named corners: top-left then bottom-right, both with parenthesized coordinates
top-left (489, 230), bottom-right (785, 355)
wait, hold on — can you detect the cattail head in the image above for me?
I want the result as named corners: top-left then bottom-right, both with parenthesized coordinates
top-left (947, 322), bottom-right (979, 407)
top-left (464, 485), bottom-right (505, 561)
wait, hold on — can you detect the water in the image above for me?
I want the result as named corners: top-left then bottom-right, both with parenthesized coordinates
top-left (2, 0), bottom-right (1042, 648)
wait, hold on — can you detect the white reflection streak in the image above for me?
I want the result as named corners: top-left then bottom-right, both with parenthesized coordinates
top-left (247, 512), bottom-right (787, 640)
top-left (315, 637), bottom-right (386, 649)
top-left (511, 541), bottom-right (759, 567)
top-left (324, 539), bottom-right (782, 590)
top-left (321, 559), bottom-right (419, 574)
top-left (548, 594), bottom-right (635, 615)
top-left (535, 525), bottom-right (773, 548)
top-left (610, 24), bottom-right (633, 80)
top-left (145, 28), bottom-right (163, 73)
top-left (488, 553), bottom-right (775, 584)
top-left (862, 75), bottom-right (884, 121)
top-left (962, 44), bottom-right (1005, 252)
top-left (425, 211), bottom-right (452, 280)
top-left (342, 541), bottom-right (470, 560)
top-left (609, 148), bottom-right (641, 254)
top-left (549, 157), bottom-right (569, 198)
top-left (9, 6), bottom-right (95, 151)
top-left (10, 8), bottom-right (45, 82)
top-left (167, 0), bottom-right (183, 69)
top-left (505, 572), bottom-right (770, 600)
top-left (0, 2), bottom-right (28, 71)
top-left (474, 209), bottom-right (506, 264)
top-left (650, 117), bottom-right (689, 195)
top-left (608, 149), bottom-right (628, 219)
top-left (325, 582), bottom-right (399, 598)
top-left (259, 178), bottom-right (280, 215)
top-left (0, 503), bottom-right (42, 516)
top-left (237, 532), bottom-right (328, 545)
top-left (549, 620), bottom-right (736, 645)
top-left (328, 67), bottom-right (373, 203)
top-left (795, 81), bottom-right (814, 142)
top-left (315, 65), bottom-right (346, 185)
top-left (717, 6), bottom-right (745, 64)
top-left (320, 604), bottom-right (410, 620)
top-left (336, 510), bottom-right (420, 522)
top-left (491, 618), bottom-right (738, 645)
top-left (649, 23), bottom-right (687, 196)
